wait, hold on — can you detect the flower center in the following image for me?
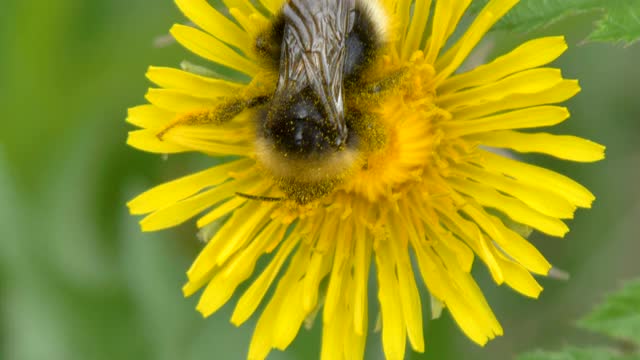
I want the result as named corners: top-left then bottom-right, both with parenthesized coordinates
top-left (338, 51), bottom-right (445, 203)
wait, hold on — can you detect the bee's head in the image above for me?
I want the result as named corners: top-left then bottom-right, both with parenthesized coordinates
top-left (254, 0), bottom-right (387, 204)
top-left (264, 87), bottom-right (347, 158)
top-left (256, 85), bottom-right (359, 194)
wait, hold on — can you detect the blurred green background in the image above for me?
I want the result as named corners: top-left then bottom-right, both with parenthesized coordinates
top-left (0, 1), bottom-right (638, 359)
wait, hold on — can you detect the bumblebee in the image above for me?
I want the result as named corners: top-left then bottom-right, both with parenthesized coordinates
top-left (253, 0), bottom-right (388, 204)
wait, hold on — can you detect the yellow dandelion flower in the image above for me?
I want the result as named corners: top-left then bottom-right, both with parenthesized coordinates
top-left (127, 0), bottom-right (605, 359)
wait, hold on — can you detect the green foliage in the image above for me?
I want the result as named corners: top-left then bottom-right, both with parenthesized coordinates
top-left (587, 1), bottom-right (640, 45)
top-left (470, 0), bottom-right (640, 45)
top-left (518, 280), bottom-right (640, 360)
top-left (580, 279), bottom-right (640, 345)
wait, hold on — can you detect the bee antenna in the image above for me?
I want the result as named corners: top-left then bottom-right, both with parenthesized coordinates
top-left (235, 192), bottom-right (283, 202)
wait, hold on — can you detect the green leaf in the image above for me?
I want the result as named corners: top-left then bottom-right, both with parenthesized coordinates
top-left (587, 0), bottom-right (640, 45)
top-left (579, 279), bottom-right (640, 346)
top-left (470, 0), bottom-right (640, 45)
top-left (518, 347), bottom-right (640, 360)
top-left (470, 0), bottom-right (598, 32)
top-left (518, 280), bottom-right (640, 360)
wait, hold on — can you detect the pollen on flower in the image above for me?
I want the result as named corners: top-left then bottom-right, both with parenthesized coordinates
top-left (339, 52), bottom-right (440, 202)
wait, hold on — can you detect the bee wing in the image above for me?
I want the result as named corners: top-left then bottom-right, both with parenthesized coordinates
top-left (277, 0), bottom-right (356, 139)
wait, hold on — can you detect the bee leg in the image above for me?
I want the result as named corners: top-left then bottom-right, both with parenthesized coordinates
top-left (235, 192), bottom-right (283, 202)
top-left (346, 110), bottom-right (386, 153)
top-left (246, 95), bottom-right (270, 108)
top-left (211, 95), bottom-right (269, 123)
top-left (346, 68), bottom-right (408, 113)
top-left (362, 68), bottom-right (408, 94)
top-left (156, 95), bottom-right (270, 140)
